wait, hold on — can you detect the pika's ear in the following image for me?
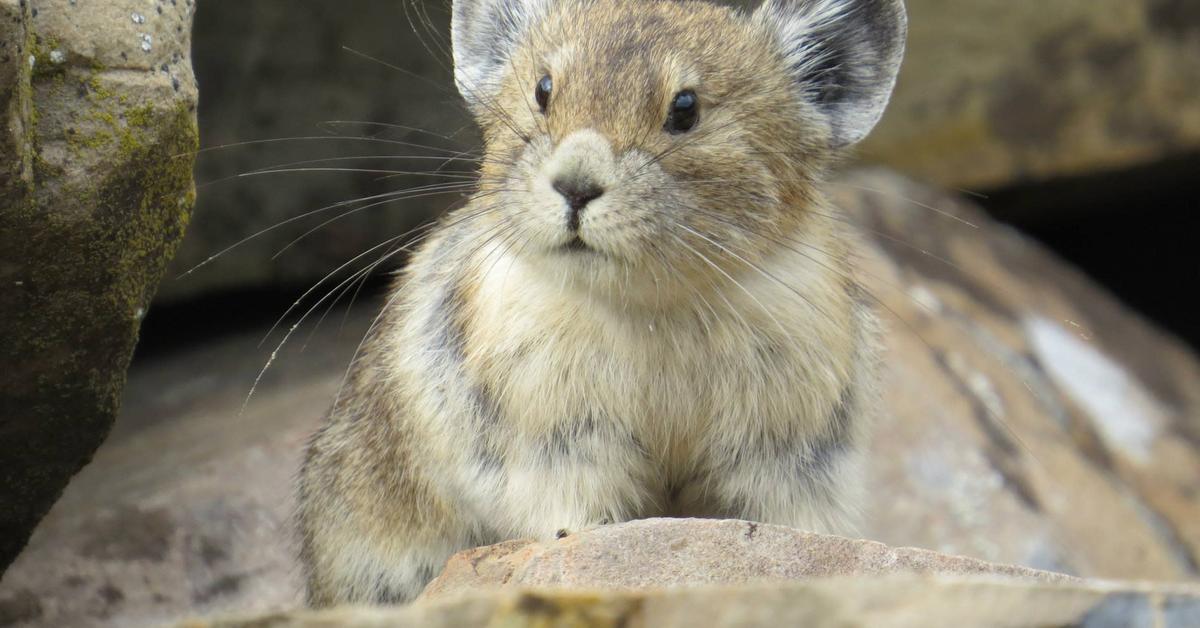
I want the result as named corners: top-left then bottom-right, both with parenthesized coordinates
top-left (452, 0), bottom-right (550, 109)
top-left (753, 0), bottom-right (906, 147)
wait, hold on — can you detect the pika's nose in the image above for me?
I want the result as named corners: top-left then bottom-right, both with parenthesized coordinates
top-left (552, 177), bottom-right (604, 231)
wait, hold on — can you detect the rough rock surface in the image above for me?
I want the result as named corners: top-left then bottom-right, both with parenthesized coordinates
top-left (1, 169), bottom-right (1198, 626)
top-left (861, 0), bottom-right (1200, 188)
top-left (0, 0), bottom-right (198, 573)
top-left (420, 518), bottom-right (1072, 599)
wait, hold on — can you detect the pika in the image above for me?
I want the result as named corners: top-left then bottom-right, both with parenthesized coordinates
top-left (298, 0), bottom-right (905, 606)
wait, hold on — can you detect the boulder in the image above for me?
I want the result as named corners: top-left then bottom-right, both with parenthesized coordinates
top-left (0, 0), bottom-right (197, 572)
top-left (835, 169), bottom-right (1200, 582)
top-left (2, 169), bottom-right (1198, 626)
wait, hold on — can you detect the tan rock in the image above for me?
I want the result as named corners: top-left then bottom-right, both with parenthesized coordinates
top-left (420, 518), bottom-right (1072, 599)
top-left (862, 0), bottom-right (1200, 188)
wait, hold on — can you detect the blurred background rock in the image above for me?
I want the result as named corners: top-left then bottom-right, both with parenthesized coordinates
top-left (160, 0), bottom-right (1200, 350)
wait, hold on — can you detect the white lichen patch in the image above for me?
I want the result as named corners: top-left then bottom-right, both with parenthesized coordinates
top-left (1024, 317), bottom-right (1166, 464)
top-left (131, 12), bottom-right (146, 24)
top-left (140, 33), bottom-right (153, 52)
top-left (49, 50), bottom-right (66, 64)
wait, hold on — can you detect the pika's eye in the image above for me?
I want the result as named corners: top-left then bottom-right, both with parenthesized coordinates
top-left (535, 75), bottom-right (552, 113)
top-left (665, 89), bottom-right (699, 134)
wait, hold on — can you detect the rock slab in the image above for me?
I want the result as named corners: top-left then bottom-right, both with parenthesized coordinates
top-left (0, 0), bottom-right (198, 572)
top-left (420, 518), bottom-right (1072, 599)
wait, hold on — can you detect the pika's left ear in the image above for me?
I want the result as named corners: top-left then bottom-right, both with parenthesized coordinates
top-left (753, 0), bottom-right (907, 147)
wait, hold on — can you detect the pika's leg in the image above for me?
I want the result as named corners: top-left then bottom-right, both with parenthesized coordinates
top-left (489, 416), bottom-right (660, 541)
top-left (693, 391), bottom-right (869, 535)
top-left (297, 420), bottom-right (481, 606)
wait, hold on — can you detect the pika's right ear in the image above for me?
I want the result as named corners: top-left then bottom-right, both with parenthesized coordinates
top-left (452, 0), bottom-right (550, 110)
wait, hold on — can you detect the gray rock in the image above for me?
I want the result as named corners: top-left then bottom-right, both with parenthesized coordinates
top-left (0, 0), bottom-right (197, 571)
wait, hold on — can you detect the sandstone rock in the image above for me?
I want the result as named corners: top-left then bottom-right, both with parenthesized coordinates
top-left (0, 0), bottom-right (197, 572)
top-left (419, 518), bottom-right (1072, 599)
top-left (182, 577), bottom-right (1200, 628)
top-left (861, 0), bottom-right (1200, 188)
top-left (2, 169), bottom-right (1198, 626)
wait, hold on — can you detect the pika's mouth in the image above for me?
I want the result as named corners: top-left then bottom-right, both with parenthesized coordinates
top-left (559, 235), bottom-right (594, 254)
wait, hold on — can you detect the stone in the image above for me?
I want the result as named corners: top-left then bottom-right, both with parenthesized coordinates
top-left (0, 0), bottom-right (198, 572)
top-left (2, 169), bottom-right (1198, 626)
top-left (419, 518), bottom-right (1073, 599)
top-left (861, 0), bottom-right (1200, 189)
top-left (180, 577), bottom-right (1200, 628)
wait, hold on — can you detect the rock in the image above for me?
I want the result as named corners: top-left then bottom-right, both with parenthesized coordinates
top-left (181, 577), bottom-right (1200, 628)
top-left (862, 0), bottom-right (1200, 189)
top-left (419, 518), bottom-right (1072, 599)
top-left (0, 0), bottom-right (198, 572)
top-left (2, 169), bottom-right (1198, 626)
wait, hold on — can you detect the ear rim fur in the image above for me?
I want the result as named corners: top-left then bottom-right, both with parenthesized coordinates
top-left (754, 0), bottom-right (907, 148)
top-left (451, 0), bottom-right (550, 111)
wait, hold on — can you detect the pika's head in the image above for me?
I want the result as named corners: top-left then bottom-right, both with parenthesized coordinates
top-left (452, 0), bottom-right (906, 307)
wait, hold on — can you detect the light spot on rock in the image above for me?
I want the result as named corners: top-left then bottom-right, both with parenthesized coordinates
top-left (946, 352), bottom-right (1005, 421)
top-left (1025, 317), bottom-right (1165, 464)
top-left (140, 34), bottom-right (153, 53)
top-left (908, 283), bottom-right (943, 315)
top-left (49, 49), bottom-right (66, 64)
top-left (131, 12), bottom-right (146, 24)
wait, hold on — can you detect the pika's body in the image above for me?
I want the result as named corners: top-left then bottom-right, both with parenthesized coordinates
top-left (299, 0), bottom-right (905, 606)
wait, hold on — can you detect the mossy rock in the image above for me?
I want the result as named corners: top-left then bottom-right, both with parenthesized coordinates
top-left (0, 0), bottom-right (199, 571)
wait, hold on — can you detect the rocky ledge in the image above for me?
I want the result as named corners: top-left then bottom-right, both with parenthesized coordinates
top-left (181, 519), bottom-right (1198, 628)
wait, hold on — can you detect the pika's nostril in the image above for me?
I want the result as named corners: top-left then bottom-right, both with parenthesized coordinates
top-left (552, 178), bottom-right (604, 230)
